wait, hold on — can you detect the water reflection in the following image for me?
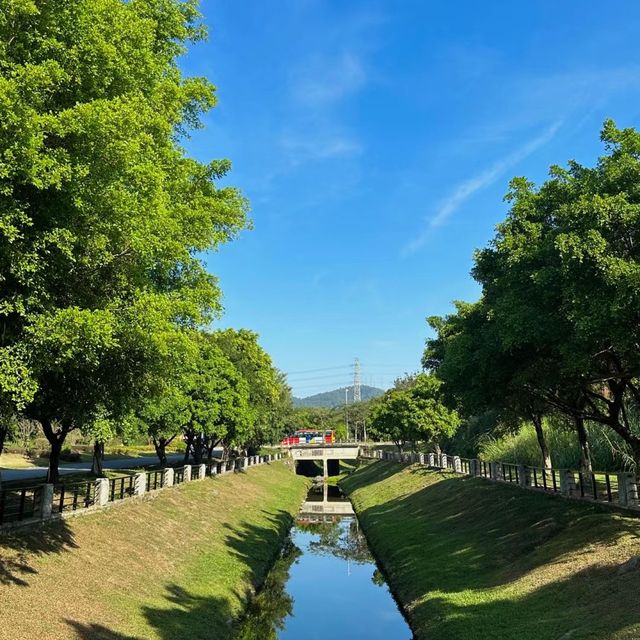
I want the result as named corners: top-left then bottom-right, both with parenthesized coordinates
top-left (235, 484), bottom-right (412, 639)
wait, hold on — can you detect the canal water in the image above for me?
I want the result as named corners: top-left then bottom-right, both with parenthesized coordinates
top-left (235, 482), bottom-right (413, 639)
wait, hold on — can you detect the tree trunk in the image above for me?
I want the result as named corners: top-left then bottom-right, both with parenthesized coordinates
top-left (574, 416), bottom-right (593, 475)
top-left (0, 423), bottom-right (8, 457)
top-left (47, 437), bottom-right (63, 484)
top-left (531, 413), bottom-right (552, 469)
top-left (631, 441), bottom-right (640, 483)
top-left (42, 419), bottom-right (69, 484)
top-left (91, 441), bottom-right (105, 476)
top-left (153, 437), bottom-right (168, 468)
top-left (192, 436), bottom-right (203, 464)
top-left (183, 431), bottom-right (193, 463)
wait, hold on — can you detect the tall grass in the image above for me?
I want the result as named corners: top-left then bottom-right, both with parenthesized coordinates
top-left (478, 419), bottom-right (633, 472)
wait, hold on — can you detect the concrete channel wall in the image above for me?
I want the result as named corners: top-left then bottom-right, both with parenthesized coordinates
top-left (0, 453), bottom-right (287, 530)
top-left (363, 448), bottom-right (640, 513)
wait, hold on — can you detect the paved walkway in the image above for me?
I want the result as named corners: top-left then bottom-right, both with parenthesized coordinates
top-left (0, 453), bottom-right (187, 483)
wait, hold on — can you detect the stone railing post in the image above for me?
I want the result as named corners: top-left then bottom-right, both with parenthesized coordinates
top-left (40, 483), bottom-right (54, 520)
top-left (427, 453), bottom-right (435, 467)
top-left (516, 464), bottom-right (526, 488)
top-left (197, 463), bottom-right (206, 479)
top-left (453, 456), bottom-right (462, 473)
top-left (163, 467), bottom-right (175, 488)
top-left (418, 453), bottom-right (425, 465)
top-left (183, 465), bottom-right (192, 482)
top-left (439, 453), bottom-right (448, 469)
top-left (242, 457), bottom-right (249, 471)
top-left (559, 469), bottom-right (575, 497)
top-left (134, 472), bottom-right (146, 497)
top-left (95, 477), bottom-right (110, 506)
top-left (617, 472), bottom-right (638, 507)
top-left (210, 462), bottom-right (218, 476)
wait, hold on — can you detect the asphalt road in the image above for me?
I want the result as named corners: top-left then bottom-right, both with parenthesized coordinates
top-left (0, 453), bottom-right (186, 483)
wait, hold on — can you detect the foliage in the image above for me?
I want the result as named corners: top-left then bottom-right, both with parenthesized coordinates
top-left (0, 0), bottom-right (249, 479)
top-left (478, 418), bottom-right (631, 471)
top-left (426, 120), bottom-right (640, 474)
top-left (369, 373), bottom-right (460, 450)
top-left (212, 329), bottom-right (290, 451)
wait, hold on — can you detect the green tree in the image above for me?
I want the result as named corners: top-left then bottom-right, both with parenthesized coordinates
top-left (369, 373), bottom-right (459, 453)
top-left (212, 329), bottom-right (287, 452)
top-left (182, 333), bottom-right (252, 463)
top-left (0, 0), bottom-right (249, 481)
top-left (425, 301), bottom-right (555, 469)
top-left (472, 120), bottom-right (640, 474)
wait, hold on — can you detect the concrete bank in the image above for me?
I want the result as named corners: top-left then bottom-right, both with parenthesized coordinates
top-left (0, 461), bottom-right (307, 640)
top-left (341, 460), bottom-right (640, 640)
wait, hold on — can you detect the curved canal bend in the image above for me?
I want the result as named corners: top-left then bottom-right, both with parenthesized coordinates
top-left (235, 482), bottom-right (412, 639)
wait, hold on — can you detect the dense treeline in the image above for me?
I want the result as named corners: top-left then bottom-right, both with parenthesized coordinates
top-left (425, 121), bottom-right (640, 477)
top-left (0, 0), bottom-right (290, 482)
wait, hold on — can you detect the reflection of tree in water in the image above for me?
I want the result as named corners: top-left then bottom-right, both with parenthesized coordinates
top-left (371, 568), bottom-right (385, 587)
top-left (234, 537), bottom-right (302, 640)
top-left (300, 517), bottom-right (373, 564)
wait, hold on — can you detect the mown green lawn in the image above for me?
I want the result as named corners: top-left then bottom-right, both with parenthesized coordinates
top-left (342, 461), bottom-right (640, 640)
top-left (0, 462), bottom-right (307, 640)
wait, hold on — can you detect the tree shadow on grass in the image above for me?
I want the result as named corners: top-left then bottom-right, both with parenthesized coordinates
top-left (340, 460), bottom-right (406, 494)
top-left (410, 561), bottom-right (640, 640)
top-left (349, 466), bottom-right (640, 638)
top-left (0, 519), bottom-right (77, 586)
top-left (68, 509), bottom-right (298, 640)
top-left (351, 466), bottom-right (640, 589)
top-left (66, 621), bottom-right (144, 640)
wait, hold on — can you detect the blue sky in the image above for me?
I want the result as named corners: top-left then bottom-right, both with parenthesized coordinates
top-left (180, 0), bottom-right (640, 397)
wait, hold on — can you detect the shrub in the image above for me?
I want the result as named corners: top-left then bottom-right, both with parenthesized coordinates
top-left (478, 419), bottom-right (632, 472)
top-left (60, 448), bottom-right (82, 462)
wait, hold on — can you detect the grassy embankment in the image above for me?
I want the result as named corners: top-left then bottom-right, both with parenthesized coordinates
top-left (342, 461), bottom-right (640, 640)
top-left (0, 462), bottom-right (307, 640)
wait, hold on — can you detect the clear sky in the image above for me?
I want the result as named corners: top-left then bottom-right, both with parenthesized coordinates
top-left (179, 0), bottom-right (640, 397)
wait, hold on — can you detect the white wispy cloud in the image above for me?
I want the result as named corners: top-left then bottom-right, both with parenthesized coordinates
top-left (291, 51), bottom-right (367, 107)
top-left (279, 132), bottom-right (362, 165)
top-left (402, 120), bottom-right (562, 256)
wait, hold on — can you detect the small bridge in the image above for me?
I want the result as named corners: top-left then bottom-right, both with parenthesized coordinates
top-left (289, 444), bottom-right (359, 477)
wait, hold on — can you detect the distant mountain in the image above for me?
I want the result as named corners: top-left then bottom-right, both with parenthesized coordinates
top-left (293, 385), bottom-right (384, 409)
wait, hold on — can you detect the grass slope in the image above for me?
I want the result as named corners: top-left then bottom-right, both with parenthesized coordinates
top-left (0, 462), bottom-right (307, 640)
top-left (342, 461), bottom-right (640, 640)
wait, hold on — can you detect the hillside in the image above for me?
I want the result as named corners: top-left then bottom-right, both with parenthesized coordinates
top-left (293, 385), bottom-right (384, 408)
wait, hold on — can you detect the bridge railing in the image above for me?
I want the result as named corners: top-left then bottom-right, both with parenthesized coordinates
top-left (369, 448), bottom-right (640, 512)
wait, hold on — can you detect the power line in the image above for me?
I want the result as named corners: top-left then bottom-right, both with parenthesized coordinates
top-left (286, 365), bottom-right (351, 376)
top-left (285, 372), bottom-right (356, 382)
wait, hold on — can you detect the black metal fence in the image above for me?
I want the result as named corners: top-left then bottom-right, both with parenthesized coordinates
top-left (109, 475), bottom-right (136, 502)
top-left (0, 453), bottom-right (279, 529)
top-left (0, 485), bottom-right (44, 524)
top-left (54, 481), bottom-right (95, 514)
top-left (375, 449), bottom-right (638, 511)
top-left (146, 470), bottom-right (164, 491)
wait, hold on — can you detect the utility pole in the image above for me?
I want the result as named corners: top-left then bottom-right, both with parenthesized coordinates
top-left (353, 357), bottom-right (361, 403)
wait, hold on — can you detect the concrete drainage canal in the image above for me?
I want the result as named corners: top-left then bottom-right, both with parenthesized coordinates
top-left (235, 481), bottom-right (413, 639)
